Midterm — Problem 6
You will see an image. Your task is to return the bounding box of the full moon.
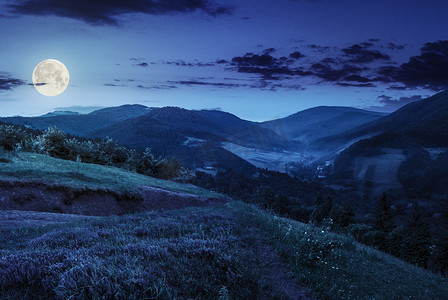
[32,59,69,96]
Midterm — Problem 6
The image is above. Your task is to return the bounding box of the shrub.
[0,125,28,151]
[37,126,70,159]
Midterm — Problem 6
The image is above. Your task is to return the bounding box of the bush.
[0,125,28,151]
[37,126,71,159]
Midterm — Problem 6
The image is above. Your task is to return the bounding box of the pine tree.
[372,192,395,233]
[310,195,333,225]
[431,197,448,275]
[401,207,431,267]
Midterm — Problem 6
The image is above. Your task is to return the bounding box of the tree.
[309,195,333,225]
[0,125,27,151]
[401,207,431,267]
[330,202,355,230]
[431,197,448,275]
[372,192,395,233]
[38,126,70,159]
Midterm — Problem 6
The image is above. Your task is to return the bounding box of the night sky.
[1,0,448,121]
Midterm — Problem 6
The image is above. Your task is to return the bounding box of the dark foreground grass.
[1,202,448,299]
[0,206,284,299]
[231,202,448,300]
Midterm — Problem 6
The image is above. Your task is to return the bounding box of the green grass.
[1,203,448,299]
[231,202,448,299]
[0,206,286,299]
[0,151,219,198]
[1,150,448,299]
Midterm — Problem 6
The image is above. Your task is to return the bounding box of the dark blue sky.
[1,0,448,120]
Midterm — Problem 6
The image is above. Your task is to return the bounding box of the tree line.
[0,124,185,180]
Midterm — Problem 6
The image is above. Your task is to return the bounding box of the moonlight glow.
[32,59,69,97]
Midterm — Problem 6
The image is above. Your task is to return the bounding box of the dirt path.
[247,226,318,300]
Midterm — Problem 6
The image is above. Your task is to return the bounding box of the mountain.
[40,111,81,117]
[144,107,300,151]
[87,108,261,172]
[261,106,386,143]
[330,90,448,194]
[0,104,150,136]
[318,90,448,151]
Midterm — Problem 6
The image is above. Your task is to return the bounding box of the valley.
[1,90,448,299]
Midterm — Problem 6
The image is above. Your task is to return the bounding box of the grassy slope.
[232,202,448,299]
[0,152,219,198]
[1,202,447,299]
[0,151,447,299]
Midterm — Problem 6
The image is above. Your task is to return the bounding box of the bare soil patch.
[0,179,229,217]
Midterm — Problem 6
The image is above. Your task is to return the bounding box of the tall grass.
[0,206,289,299]
[231,201,448,299]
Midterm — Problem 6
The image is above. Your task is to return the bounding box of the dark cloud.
[215,59,228,64]
[0,74,25,91]
[168,80,245,88]
[289,51,304,59]
[342,44,390,63]
[368,95,423,112]
[386,85,410,91]
[164,60,214,67]
[262,48,276,55]
[104,83,125,87]
[387,43,405,50]
[336,82,375,88]
[228,52,310,80]
[379,40,448,90]
[137,84,178,90]
[310,62,363,82]
[307,44,331,53]
[220,40,448,91]
[7,0,233,25]
[342,75,371,83]
[359,42,374,48]
[130,58,155,67]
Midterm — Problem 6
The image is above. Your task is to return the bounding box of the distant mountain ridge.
[261,106,386,143]
[2,91,446,177]
[317,90,448,151]
[329,90,448,191]
[40,111,81,117]
[0,104,150,136]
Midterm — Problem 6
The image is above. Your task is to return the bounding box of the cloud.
[168,80,246,88]
[289,51,304,59]
[309,62,363,82]
[163,60,215,67]
[307,44,331,53]
[262,48,276,55]
[7,0,233,25]
[104,83,125,87]
[379,40,448,91]
[336,82,375,88]
[228,52,310,80]
[0,74,25,91]
[130,58,155,67]
[342,75,371,83]
[219,40,448,91]
[387,43,405,50]
[367,95,423,112]
[341,44,390,63]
